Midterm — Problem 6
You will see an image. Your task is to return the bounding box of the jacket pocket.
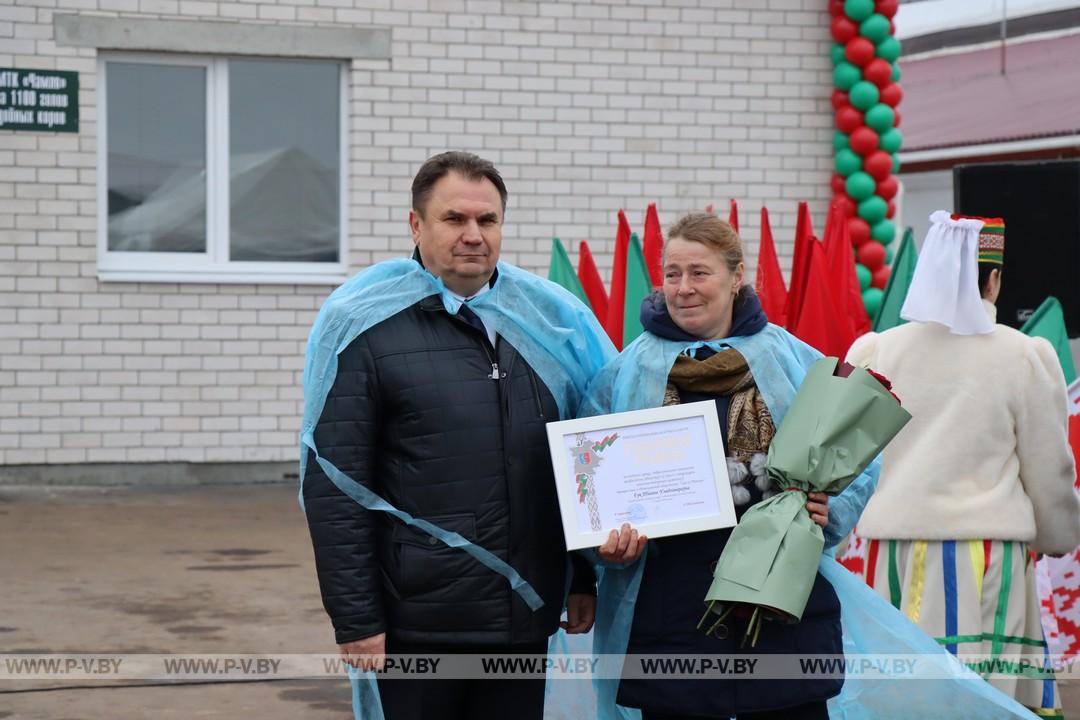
[392,513,478,596]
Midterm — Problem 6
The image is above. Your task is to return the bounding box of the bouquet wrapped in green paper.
[699,357,911,645]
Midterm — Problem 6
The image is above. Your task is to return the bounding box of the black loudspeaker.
[953,160,1080,335]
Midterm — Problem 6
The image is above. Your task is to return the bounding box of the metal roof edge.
[900,134,1080,164]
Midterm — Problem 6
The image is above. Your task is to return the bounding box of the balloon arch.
[829,0,903,321]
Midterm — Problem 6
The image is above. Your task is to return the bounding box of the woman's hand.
[806,492,829,528]
[560,593,596,634]
[597,523,648,563]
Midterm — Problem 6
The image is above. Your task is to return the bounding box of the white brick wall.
[1,0,835,467]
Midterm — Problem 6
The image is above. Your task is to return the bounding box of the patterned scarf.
[661,348,775,462]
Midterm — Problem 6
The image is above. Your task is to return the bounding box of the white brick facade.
[1,0,835,469]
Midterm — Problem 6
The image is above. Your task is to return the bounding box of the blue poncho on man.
[300,256,615,720]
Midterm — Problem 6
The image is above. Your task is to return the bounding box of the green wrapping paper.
[702,357,911,638]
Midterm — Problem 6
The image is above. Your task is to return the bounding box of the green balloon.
[833,131,850,151]
[885,244,895,264]
[846,171,876,201]
[892,154,901,173]
[858,196,888,224]
[879,127,903,153]
[877,36,902,63]
[865,103,895,132]
[860,14,891,44]
[856,263,872,291]
[844,0,875,22]
[835,148,862,176]
[891,62,902,82]
[871,219,895,244]
[834,61,861,91]
[863,287,884,318]
[849,81,880,110]
[831,43,846,66]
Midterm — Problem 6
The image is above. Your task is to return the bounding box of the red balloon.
[863,59,892,88]
[876,0,899,19]
[831,89,849,110]
[831,173,846,195]
[858,241,886,271]
[844,37,876,67]
[879,83,903,107]
[872,265,891,290]
[887,200,897,219]
[836,105,863,134]
[876,175,899,200]
[849,126,879,156]
[835,194,857,218]
[864,151,892,180]
[893,109,902,126]
[831,16,858,44]
[849,217,871,247]
[830,0,845,16]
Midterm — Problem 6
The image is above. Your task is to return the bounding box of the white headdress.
[899,210,994,335]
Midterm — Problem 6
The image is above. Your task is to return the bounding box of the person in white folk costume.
[845,211,1080,717]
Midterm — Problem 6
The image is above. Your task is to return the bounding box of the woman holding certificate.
[566,212,1040,720]
[584,212,868,720]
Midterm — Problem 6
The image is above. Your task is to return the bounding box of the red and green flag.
[577,240,609,326]
[873,227,918,332]
[642,202,664,288]
[1020,296,1077,385]
[792,240,854,358]
[605,210,634,350]
[824,201,871,340]
[547,238,591,309]
[784,201,816,331]
[1020,297,1080,493]
[754,206,787,326]
[621,232,654,348]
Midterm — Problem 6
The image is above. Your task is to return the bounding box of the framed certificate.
[545,401,736,550]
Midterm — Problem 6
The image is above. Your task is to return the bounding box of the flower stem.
[741,607,761,649]
[700,602,735,636]
[696,601,717,630]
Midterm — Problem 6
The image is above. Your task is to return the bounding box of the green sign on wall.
[0,68,79,133]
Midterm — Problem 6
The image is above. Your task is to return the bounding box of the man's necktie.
[457,302,489,337]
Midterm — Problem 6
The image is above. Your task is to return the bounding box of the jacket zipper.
[495,334,516,632]
[483,340,502,384]
[449,308,500,381]
[497,336,515,425]
[459,313,517,631]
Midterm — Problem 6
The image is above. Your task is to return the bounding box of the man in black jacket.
[303,151,601,719]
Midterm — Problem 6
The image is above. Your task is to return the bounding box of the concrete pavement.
[0,483,352,719]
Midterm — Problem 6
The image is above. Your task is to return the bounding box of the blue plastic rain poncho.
[548,321,1039,720]
[299,257,615,720]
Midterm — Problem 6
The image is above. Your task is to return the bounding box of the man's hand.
[597,523,647,564]
[339,633,386,671]
[806,492,829,528]
[560,593,596,634]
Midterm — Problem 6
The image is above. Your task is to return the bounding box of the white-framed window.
[97,53,348,284]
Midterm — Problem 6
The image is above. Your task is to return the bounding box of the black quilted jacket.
[303,291,594,646]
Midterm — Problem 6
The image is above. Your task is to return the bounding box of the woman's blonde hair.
[665,212,744,273]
